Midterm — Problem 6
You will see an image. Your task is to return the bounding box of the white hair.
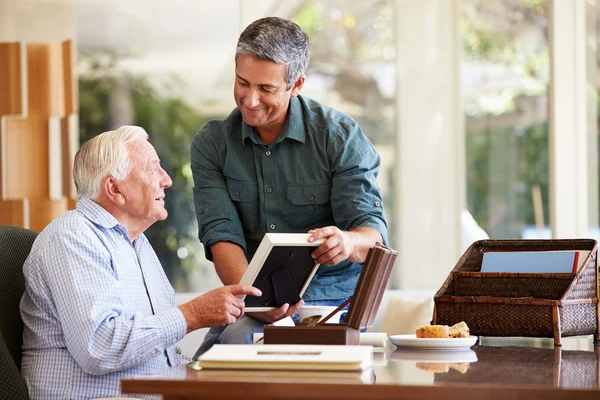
[73,125,149,200]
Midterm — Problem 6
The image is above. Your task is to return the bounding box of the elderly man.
[20,125,260,400]
[191,17,388,355]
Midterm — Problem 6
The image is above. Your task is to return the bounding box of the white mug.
[298,305,343,324]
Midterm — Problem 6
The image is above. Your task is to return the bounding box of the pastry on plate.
[415,324,450,338]
[448,321,470,338]
[415,321,470,338]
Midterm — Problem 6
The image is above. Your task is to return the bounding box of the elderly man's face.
[234,54,297,138]
[118,139,172,227]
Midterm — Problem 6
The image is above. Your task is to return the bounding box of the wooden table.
[122,337,600,400]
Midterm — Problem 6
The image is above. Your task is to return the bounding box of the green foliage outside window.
[78,53,215,290]
[462,0,550,238]
[76,0,557,293]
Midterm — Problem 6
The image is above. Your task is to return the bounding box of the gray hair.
[73,125,149,200]
[236,17,310,90]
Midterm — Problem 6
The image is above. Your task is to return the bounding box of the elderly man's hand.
[178,284,261,333]
[247,299,304,324]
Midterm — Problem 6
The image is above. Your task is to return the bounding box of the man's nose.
[160,167,172,188]
[246,89,260,108]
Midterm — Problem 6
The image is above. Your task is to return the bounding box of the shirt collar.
[76,197,120,230]
[77,198,148,245]
[240,120,254,145]
[240,96,306,146]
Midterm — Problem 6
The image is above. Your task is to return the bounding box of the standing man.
[191,17,387,353]
[20,126,261,400]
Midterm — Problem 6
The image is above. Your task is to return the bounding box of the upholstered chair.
[0,225,38,400]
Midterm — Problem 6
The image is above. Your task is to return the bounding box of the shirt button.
[172,338,177,344]
[308,195,314,201]
[375,201,381,207]
[270,224,275,230]
[265,150,271,156]
[235,192,240,198]
[266,187,273,193]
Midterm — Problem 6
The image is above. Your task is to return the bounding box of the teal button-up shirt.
[191,95,387,301]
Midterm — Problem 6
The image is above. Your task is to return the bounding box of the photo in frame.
[239,233,324,312]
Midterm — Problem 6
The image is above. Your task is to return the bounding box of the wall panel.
[0,39,78,230]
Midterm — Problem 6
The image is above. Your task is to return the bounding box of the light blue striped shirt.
[20,198,188,400]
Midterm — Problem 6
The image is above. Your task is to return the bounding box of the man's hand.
[247,299,304,324]
[178,284,262,333]
[308,226,382,265]
[308,226,358,265]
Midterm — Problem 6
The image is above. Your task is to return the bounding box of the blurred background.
[1,0,597,293]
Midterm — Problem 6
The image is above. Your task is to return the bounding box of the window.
[76,1,398,291]
[461,0,550,239]
[77,2,241,291]
[292,0,398,255]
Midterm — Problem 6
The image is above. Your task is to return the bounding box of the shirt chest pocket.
[287,183,334,230]
[227,179,260,233]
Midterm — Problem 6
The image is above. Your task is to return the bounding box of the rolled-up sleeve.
[190,127,246,260]
[327,120,388,244]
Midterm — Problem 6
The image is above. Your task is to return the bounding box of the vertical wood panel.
[67,198,78,211]
[27,43,65,118]
[1,39,77,231]
[0,198,29,228]
[29,197,67,232]
[0,42,23,116]
[62,40,77,115]
[4,117,49,199]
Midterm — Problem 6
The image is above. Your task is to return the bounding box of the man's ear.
[290,74,305,98]
[102,176,125,206]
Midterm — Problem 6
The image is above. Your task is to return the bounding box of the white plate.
[389,334,478,350]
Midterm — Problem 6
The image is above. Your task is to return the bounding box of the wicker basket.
[433,239,600,345]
